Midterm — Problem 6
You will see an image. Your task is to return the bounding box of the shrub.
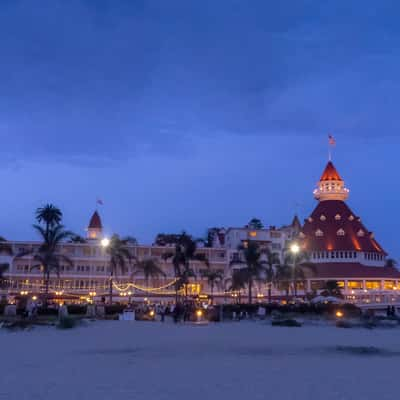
[105,304,126,315]
[36,307,58,316]
[272,319,302,327]
[67,305,87,315]
[57,317,77,329]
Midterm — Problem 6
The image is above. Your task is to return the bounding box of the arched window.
[337,229,345,236]
[320,215,326,221]
[335,214,341,221]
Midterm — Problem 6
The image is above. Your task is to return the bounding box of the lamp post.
[290,243,300,298]
[101,238,112,304]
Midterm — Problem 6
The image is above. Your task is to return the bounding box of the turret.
[86,211,103,240]
[313,161,349,201]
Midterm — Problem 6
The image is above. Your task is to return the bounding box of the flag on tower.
[328,134,336,146]
[96,198,104,206]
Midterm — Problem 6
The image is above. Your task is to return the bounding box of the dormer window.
[357,229,365,237]
[337,229,345,236]
[315,229,324,237]
[308,217,313,223]
[299,232,305,238]
[335,214,341,221]
[370,232,375,239]
[320,215,326,221]
[349,215,354,221]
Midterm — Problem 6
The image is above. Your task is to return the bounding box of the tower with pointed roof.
[313,161,349,201]
[87,210,103,240]
[300,160,387,268]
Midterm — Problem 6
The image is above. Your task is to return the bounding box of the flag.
[328,134,336,146]
[96,198,104,206]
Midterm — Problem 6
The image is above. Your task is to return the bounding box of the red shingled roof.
[320,161,342,181]
[301,200,386,254]
[302,262,400,279]
[88,211,102,229]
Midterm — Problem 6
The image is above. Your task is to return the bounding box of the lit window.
[249,231,257,237]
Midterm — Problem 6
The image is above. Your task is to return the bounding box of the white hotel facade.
[1,160,400,305]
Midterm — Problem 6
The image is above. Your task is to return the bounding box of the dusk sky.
[0,1,399,258]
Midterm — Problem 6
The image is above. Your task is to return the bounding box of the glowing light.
[101,238,110,248]
[290,243,300,254]
[249,231,257,237]
[149,310,155,317]
[32,296,37,301]
[336,311,343,318]
[196,309,203,318]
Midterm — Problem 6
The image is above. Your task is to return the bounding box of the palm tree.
[124,236,138,245]
[263,249,280,304]
[162,232,209,301]
[226,269,248,304]
[134,258,166,287]
[26,224,74,303]
[274,263,292,297]
[104,234,132,304]
[35,204,62,236]
[281,250,314,297]
[68,234,87,244]
[200,268,223,303]
[230,241,267,304]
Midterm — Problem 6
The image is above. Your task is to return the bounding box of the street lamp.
[101,237,110,248]
[290,243,300,254]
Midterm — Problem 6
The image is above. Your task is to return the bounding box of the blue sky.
[0,1,399,258]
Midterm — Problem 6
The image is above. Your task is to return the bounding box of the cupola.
[313,161,349,201]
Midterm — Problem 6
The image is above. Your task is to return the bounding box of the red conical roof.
[320,161,342,181]
[301,200,386,254]
[88,211,102,229]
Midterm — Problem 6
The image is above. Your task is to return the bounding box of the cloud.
[0,0,399,164]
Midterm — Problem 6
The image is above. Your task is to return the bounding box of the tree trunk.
[44,271,49,307]
[248,278,252,304]
[268,285,272,304]
[109,272,113,304]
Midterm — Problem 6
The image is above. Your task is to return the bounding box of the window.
[335,214,341,220]
[320,215,326,221]
[315,229,324,237]
[357,229,365,237]
[337,229,345,236]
